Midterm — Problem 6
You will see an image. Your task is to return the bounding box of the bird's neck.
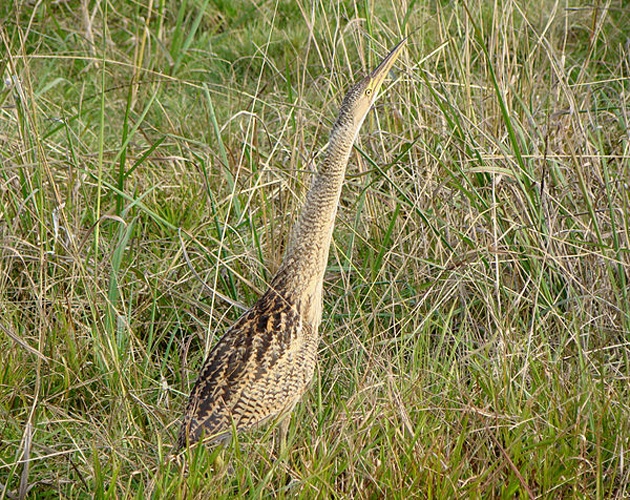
[271,115,361,321]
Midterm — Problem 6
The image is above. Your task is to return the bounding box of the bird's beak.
[369,38,407,94]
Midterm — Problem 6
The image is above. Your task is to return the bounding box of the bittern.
[178,39,406,449]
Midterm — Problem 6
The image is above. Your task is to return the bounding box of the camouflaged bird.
[177,39,406,449]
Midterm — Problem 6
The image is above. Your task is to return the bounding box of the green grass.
[1,0,629,497]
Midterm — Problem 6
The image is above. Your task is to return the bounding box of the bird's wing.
[178,289,302,445]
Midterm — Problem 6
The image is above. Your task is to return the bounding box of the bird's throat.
[272,123,356,304]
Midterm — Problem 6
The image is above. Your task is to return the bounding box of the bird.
[177,39,406,450]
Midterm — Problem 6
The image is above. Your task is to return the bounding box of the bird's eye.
[365,88,372,97]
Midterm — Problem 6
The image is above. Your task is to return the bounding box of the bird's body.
[178,39,406,449]
[178,287,316,445]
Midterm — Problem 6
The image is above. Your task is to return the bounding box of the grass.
[1,0,629,497]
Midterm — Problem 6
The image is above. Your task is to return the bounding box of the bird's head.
[337,39,406,132]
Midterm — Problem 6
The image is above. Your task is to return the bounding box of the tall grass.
[1,0,628,497]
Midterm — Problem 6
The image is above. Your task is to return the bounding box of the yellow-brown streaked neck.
[271,126,354,304]
[271,39,406,310]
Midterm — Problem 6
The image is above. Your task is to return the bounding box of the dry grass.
[1,0,629,497]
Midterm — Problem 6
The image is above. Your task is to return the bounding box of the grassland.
[1,0,629,498]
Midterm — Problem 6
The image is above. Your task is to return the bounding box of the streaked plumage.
[178,39,406,449]
[178,287,316,445]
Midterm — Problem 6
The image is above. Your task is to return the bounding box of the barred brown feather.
[177,288,317,447]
